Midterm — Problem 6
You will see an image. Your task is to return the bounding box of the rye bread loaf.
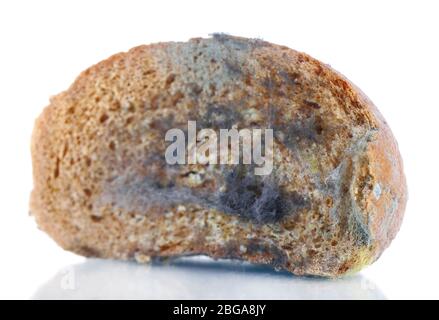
[30,35,407,277]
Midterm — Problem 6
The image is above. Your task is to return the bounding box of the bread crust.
[30,35,407,277]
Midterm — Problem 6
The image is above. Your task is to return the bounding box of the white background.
[0,0,438,299]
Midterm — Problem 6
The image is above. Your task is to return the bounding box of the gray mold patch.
[210,33,268,50]
[276,115,323,147]
[97,175,200,214]
[270,104,324,151]
[209,34,263,80]
[98,162,308,224]
[218,165,309,224]
[160,34,262,98]
[198,103,243,130]
[349,208,372,246]
[324,161,347,223]
[322,129,377,246]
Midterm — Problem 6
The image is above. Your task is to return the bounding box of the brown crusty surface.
[30,35,407,277]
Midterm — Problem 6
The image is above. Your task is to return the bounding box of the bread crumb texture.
[30,35,407,277]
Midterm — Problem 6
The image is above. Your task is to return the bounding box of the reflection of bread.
[30,35,407,277]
